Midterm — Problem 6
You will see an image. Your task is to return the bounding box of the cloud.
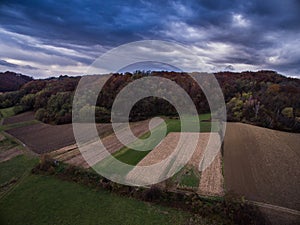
[224,65,235,71]
[232,14,250,28]
[0,59,38,70]
[0,59,17,67]
[0,27,108,77]
[0,0,299,77]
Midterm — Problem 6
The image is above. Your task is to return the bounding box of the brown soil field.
[131,133,212,167]
[3,111,35,125]
[198,152,224,196]
[7,123,114,154]
[49,119,158,168]
[224,122,300,212]
[126,132,224,195]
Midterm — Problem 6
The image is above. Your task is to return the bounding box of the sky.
[0,0,299,78]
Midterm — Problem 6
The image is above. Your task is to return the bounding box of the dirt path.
[0,147,23,162]
[224,122,300,211]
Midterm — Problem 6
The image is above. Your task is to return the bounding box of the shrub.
[281,107,293,118]
[143,185,163,201]
[35,108,48,122]
[13,105,25,114]
[32,154,55,173]
[20,93,35,110]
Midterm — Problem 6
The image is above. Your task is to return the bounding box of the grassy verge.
[0,135,18,152]
[0,106,39,131]
[0,120,40,132]
[0,107,16,119]
[0,174,190,225]
[0,125,38,198]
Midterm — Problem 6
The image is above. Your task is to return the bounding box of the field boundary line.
[248,200,300,216]
[2,131,38,156]
[0,165,33,201]
[0,130,38,200]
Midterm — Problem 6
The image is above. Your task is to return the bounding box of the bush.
[223,193,270,225]
[13,105,25,114]
[281,107,293,118]
[35,108,48,122]
[20,93,35,110]
[32,154,55,174]
[143,186,163,201]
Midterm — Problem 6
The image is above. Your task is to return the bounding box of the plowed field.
[224,122,300,211]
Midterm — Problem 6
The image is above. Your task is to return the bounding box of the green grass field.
[0,115,192,225]
[0,175,190,225]
[0,155,38,186]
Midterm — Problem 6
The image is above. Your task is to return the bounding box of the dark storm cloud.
[0,0,167,46]
[0,0,299,77]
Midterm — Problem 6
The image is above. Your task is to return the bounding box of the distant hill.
[0,71,33,92]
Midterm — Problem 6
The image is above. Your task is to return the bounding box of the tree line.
[0,70,299,132]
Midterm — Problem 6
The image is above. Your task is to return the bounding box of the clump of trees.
[223,71,300,131]
[0,76,79,124]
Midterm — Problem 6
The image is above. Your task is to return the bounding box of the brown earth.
[224,122,300,211]
[6,122,114,154]
[198,152,224,196]
[3,111,35,125]
[132,133,212,167]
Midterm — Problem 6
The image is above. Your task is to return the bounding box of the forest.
[0,70,299,132]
